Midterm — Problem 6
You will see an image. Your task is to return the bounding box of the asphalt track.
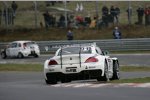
[0,72,150,100]
[0,54,150,66]
[0,54,150,100]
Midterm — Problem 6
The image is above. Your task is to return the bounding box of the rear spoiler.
[59,43,96,69]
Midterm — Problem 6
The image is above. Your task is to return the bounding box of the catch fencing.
[0,38,150,53]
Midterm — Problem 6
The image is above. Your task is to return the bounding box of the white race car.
[44,43,120,84]
[1,41,40,59]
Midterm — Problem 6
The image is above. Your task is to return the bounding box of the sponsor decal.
[89,66,96,69]
[49,69,54,71]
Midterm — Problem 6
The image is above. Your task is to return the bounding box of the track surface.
[0,54,150,66]
[0,72,150,100]
[0,54,150,100]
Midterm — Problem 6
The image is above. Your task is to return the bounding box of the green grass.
[0,64,43,72]
[0,64,150,72]
[120,66,150,72]
[111,77,150,83]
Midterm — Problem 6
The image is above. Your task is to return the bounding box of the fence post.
[95,1,99,18]
[64,1,68,28]
[128,1,132,25]
[34,1,38,29]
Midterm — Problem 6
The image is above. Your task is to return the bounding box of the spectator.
[102,14,109,27]
[51,14,56,27]
[11,1,18,17]
[58,14,65,28]
[89,16,97,28]
[114,6,120,24]
[68,14,75,28]
[102,5,109,16]
[75,15,84,27]
[84,14,91,27]
[144,6,150,26]
[110,5,115,23]
[126,7,132,24]
[0,9,1,25]
[43,11,50,29]
[136,6,144,25]
[102,6,109,27]
[67,29,73,40]
[113,27,122,39]
[48,14,53,27]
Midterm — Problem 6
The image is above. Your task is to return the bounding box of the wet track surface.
[0,54,150,66]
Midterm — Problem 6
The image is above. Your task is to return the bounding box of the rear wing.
[59,42,97,69]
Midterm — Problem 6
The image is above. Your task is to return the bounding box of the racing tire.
[99,61,110,82]
[1,52,7,59]
[18,53,24,58]
[111,61,120,80]
[34,54,39,58]
[45,79,57,85]
[61,77,71,83]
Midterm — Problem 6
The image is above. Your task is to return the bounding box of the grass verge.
[111,77,150,83]
[121,66,150,72]
[0,64,43,72]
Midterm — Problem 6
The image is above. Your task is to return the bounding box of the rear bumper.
[46,69,102,81]
[22,50,40,57]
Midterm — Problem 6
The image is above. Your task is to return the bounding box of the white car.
[44,43,120,84]
[1,41,40,58]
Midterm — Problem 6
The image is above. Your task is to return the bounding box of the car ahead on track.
[1,41,40,59]
[44,43,120,84]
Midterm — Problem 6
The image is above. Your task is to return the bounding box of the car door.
[5,44,11,57]
[9,43,18,57]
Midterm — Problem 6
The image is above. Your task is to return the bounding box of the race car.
[44,43,120,84]
[1,41,40,59]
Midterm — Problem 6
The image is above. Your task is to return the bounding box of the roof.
[11,40,34,44]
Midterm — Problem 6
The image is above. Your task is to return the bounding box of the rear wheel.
[111,61,120,80]
[97,61,109,82]
[18,53,24,58]
[45,79,57,85]
[61,76,71,83]
[1,52,7,59]
[34,54,39,58]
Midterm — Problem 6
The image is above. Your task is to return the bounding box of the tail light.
[85,57,98,63]
[48,60,58,65]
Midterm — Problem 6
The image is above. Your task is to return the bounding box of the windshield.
[58,46,92,55]
[23,42,36,46]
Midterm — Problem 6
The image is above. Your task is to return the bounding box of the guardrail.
[0,38,150,53]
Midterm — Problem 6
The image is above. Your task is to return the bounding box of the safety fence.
[0,38,150,53]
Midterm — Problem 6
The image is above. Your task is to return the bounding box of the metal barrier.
[0,38,150,53]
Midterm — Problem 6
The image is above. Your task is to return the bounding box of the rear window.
[58,47,92,55]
